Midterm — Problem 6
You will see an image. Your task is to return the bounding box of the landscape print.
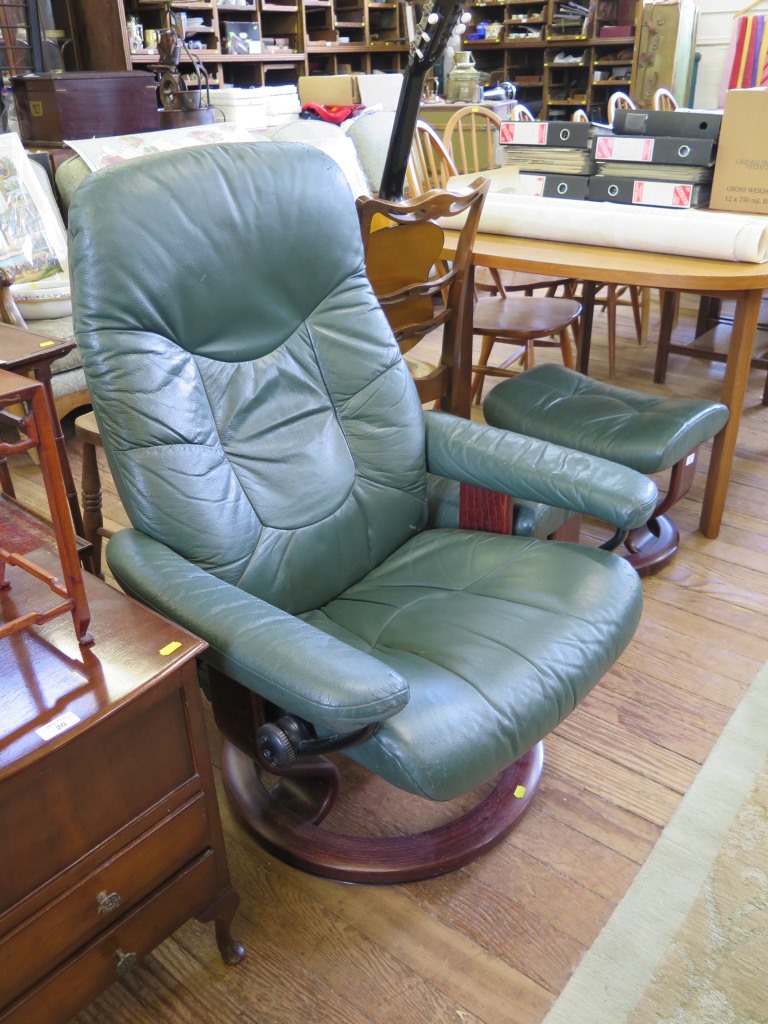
[0,133,65,285]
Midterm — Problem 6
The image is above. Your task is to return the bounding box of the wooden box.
[11,71,160,146]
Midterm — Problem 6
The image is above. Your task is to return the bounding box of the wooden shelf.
[462,0,641,119]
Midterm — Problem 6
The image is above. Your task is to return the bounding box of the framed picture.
[0,131,67,286]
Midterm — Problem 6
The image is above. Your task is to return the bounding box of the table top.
[0,319,73,371]
[443,230,768,293]
[1,547,206,773]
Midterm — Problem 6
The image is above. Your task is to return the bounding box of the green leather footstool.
[483,365,730,574]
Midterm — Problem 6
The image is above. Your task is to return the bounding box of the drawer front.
[0,688,196,914]
[2,851,220,1024]
[0,795,210,1008]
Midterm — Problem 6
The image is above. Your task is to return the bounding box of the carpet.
[542,660,768,1024]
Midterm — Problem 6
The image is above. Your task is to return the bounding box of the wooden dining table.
[442,229,768,539]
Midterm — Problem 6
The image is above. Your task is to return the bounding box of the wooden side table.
[0,320,89,563]
[1,371,92,646]
[0,546,244,1023]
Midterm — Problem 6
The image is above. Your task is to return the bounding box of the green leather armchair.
[68,142,657,883]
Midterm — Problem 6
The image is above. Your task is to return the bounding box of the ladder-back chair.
[439,104,580,398]
[357,180,489,411]
[607,91,636,124]
[653,87,678,111]
[405,120,456,197]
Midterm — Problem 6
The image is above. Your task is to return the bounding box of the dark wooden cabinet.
[0,548,243,1024]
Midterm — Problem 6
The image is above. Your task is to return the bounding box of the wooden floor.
[7,293,768,1024]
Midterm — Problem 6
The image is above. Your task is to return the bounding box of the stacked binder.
[498,119,598,200]
[587,109,723,209]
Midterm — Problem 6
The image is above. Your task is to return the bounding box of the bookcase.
[304,0,408,77]
[122,1,308,89]
[69,0,409,90]
[69,0,638,113]
[462,0,641,121]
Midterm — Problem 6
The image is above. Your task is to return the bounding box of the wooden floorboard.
[5,292,768,1023]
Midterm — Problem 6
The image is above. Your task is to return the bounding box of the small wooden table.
[0,546,244,1022]
[442,230,768,538]
[0,320,86,547]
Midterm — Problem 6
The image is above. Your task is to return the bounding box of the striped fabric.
[722,14,768,96]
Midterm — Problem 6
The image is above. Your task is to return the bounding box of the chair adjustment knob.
[256,722,297,771]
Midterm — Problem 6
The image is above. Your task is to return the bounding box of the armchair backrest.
[68,143,429,614]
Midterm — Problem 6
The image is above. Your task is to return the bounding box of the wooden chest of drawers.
[0,550,243,1023]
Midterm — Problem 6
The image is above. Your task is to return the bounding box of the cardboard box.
[298,73,402,111]
[299,75,360,106]
[710,88,768,215]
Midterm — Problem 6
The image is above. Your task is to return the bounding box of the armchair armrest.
[107,529,409,733]
[424,411,658,532]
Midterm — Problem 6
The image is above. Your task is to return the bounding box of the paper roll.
[443,174,768,263]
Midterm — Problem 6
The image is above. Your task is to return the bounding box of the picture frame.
[0,131,68,286]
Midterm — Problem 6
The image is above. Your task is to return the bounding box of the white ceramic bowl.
[10,279,72,321]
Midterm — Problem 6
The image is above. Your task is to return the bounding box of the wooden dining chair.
[607,91,636,124]
[357,179,490,411]
[653,87,678,111]
[439,104,581,399]
[443,104,504,176]
[583,90,646,373]
[405,120,456,197]
[511,103,536,121]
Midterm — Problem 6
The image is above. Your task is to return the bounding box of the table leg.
[0,452,15,498]
[33,365,94,573]
[700,288,762,538]
[653,289,680,384]
[577,281,597,374]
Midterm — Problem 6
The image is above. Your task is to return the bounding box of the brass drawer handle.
[114,949,138,977]
[96,890,122,916]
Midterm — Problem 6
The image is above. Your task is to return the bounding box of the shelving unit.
[74,0,409,89]
[304,0,407,77]
[463,0,641,121]
[112,0,305,88]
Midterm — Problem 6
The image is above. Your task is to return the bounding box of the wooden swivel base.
[623,513,679,577]
[221,739,544,884]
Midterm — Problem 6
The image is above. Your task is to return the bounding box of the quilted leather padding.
[304,528,642,800]
[68,143,428,613]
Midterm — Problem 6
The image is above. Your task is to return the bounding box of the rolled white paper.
[443,173,768,263]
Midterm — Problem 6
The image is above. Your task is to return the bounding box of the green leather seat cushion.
[304,528,641,801]
[484,364,729,474]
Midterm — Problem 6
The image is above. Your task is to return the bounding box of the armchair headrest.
[69,142,366,362]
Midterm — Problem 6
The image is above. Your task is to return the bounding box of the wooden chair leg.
[471,334,496,404]
[629,286,643,342]
[80,438,105,580]
[558,328,574,369]
[607,286,617,378]
[639,287,652,346]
